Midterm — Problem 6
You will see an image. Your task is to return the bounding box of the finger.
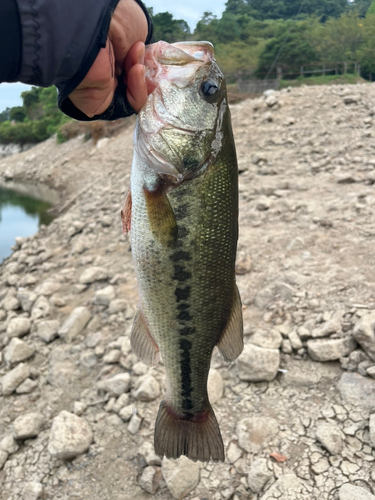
[124,41,145,82]
[126,64,147,113]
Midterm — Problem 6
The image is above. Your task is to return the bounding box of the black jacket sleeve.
[0,0,153,121]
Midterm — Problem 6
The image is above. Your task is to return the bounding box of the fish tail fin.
[154,400,224,462]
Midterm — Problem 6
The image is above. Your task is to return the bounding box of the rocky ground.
[1,82,375,500]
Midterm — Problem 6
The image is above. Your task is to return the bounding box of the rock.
[73,401,87,416]
[288,330,303,350]
[369,414,375,446]
[248,329,282,349]
[237,344,280,382]
[226,441,242,463]
[316,421,344,455]
[0,434,19,454]
[119,404,136,422]
[58,306,91,342]
[343,94,361,104]
[253,287,274,309]
[13,412,43,440]
[162,456,200,500]
[16,378,38,394]
[0,450,8,470]
[48,411,93,460]
[236,416,278,453]
[1,363,30,396]
[108,299,128,314]
[113,393,130,413]
[139,466,161,494]
[1,296,20,311]
[128,414,142,434]
[17,291,37,312]
[339,483,375,500]
[256,197,271,211]
[133,375,160,402]
[80,349,98,368]
[93,285,116,306]
[338,372,375,409]
[261,473,309,499]
[307,337,357,362]
[4,338,35,365]
[265,94,278,107]
[79,266,108,284]
[311,317,342,338]
[139,441,161,466]
[247,458,272,493]
[97,373,131,396]
[48,360,77,387]
[35,280,61,296]
[22,482,43,500]
[35,319,59,343]
[207,368,224,404]
[31,296,51,319]
[6,317,31,338]
[353,312,375,361]
[102,349,121,364]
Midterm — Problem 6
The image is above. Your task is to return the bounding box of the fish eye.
[199,80,219,102]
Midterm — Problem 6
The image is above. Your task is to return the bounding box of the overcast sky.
[0,1,227,113]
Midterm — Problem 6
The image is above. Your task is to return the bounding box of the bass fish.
[122,41,243,462]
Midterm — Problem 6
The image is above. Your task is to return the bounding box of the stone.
[16,378,38,394]
[97,373,131,396]
[1,296,20,311]
[236,416,278,453]
[307,337,357,362]
[237,344,280,382]
[226,441,242,463]
[17,291,37,312]
[369,414,375,446]
[1,363,30,396]
[48,411,93,460]
[128,414,142,434]
[13,412,43,440]
[35,280,61,296]
[247,458,272,493]
[102,349,121,364]
[133,375,161,402]
[4,338,35,365]
[316,421,344,455]
[58,306,91,342]
[139,442,161,466]
[248,329,282,349]
[0,450,8,470]
[338,372,375,409]
[253,287,274,309]
[162,456,200,500]
[0,434,19,454]
[113,393,130,413]
[6,317,31,338]
[353,312,375,361]
[339,483,375,500]
[73,401,87,416]
[311,457,330,474]
[311,317,342,338]
[261,473,309,499]
[265,94,278,107]
[288,330,303,350]
[22,482,43,500]
[207,369,224,404]
[119,404,136,422]
[93,285,116,306]
[80,350,98,368]
[31,296,51,319]
[35,320,59,343]
[108,299,128,314]
[139,466,160,494]
[79,266,108,284]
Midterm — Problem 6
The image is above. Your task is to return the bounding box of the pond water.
[0,187,54,263]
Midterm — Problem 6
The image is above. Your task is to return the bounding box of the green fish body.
[122,41,243,462]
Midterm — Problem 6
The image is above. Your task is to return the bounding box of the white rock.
[139,441,161,466]
[4,338,35,365]
[133,375,160,402]
[79,266,108,284]
[93,285,116,306]
[108,299,128,314]
[162,456,200,500]
[139,466,160,494]
[247,458,272,493]
[48,411,93,460]
[237,343,280,382]
[236,416,278,453]
[35,280,61,296]
[316,421,344,455]
[35,319,59,343]
[311,317,342,338]
[288,330,303,350]
[226,441,242,463]
[354,312,375,361]
[6,317,31,338]
[13,412,43,439]
[307,337,357,362]
[128,414,142,434]
[97,373,131,396]
[119,404,136,422]
[113,393,130,413]
[17,291,37,312]
[261,473,309,499]
[1,296,20,311]
[338,372,375,409]
[339,483,375,500]
[369,414,375,446]
[0,434,19,454]
[1,363,30,396]
[208,369,224,404]
[0,450,8,470]
[31,296,51,319]
[58,306,91,342]
[73,401,87,416]
[248,329,282,349]
[15,378,38,394]
[22,481,43,500]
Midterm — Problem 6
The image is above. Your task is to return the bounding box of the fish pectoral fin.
[121,188,132,235]
[144,181,177,247]
[217,284,244,362]
[131,306,160,366]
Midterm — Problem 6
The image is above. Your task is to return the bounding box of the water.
[0,187,54,263]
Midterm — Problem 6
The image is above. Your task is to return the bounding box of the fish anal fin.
[131,306,160,367]
[144,182,177,247]
[121,189,132,235]
[154,400,224,462]
[217,285,244,362]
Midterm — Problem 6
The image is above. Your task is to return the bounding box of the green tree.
[320,11,363,62]
[0,107,10,123]
[151,11,190,42]
[9,106,26,122]
[351,0,373,16]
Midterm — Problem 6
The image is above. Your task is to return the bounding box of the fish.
[121,40,243,462]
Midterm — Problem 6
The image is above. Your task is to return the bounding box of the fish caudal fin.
[217,285,244,362]
[154,400,224,462]
[131,306,160,366]
[121,189,132,235]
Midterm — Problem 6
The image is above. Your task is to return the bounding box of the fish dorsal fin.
[144,182,177,247]
[121,189,132,235]
[131,306,160,366]
[217,285,244,362]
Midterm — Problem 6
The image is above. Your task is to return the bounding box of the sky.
[0,1,226,113]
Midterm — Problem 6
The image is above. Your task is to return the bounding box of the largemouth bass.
[122,41,243,462]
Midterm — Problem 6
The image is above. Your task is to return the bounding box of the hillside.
[1,82,375,499]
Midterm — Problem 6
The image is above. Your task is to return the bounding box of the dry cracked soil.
[1,83,375,500]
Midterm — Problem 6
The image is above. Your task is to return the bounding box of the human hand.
[68,0,148,117]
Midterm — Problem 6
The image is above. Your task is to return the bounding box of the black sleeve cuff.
[0,0,22,82]
[57,0,154,122]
